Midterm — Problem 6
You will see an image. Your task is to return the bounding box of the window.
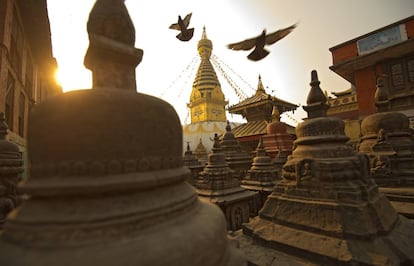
[5,73,15,130]
[10,7,24,76]
[18,92,25,137]
[387,55,414,92]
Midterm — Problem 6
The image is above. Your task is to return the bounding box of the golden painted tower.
[188,27,227,123]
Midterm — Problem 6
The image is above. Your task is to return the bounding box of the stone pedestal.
[240,70,414,265]
[0,1,246,265]
[241,137,278,216]
[195,134,257,231]
[220,121,252,179]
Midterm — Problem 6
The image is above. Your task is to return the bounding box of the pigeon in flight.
[227,24,297,61]
[169,13,194,42]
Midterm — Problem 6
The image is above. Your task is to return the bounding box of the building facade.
[329,16,414,126]
[0,0,61,170]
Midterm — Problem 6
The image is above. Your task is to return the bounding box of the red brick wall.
[405,19,414,38]
[331,42,358,65]
[354,67,377,117]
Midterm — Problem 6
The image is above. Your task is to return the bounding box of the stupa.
[359,77,414,219]
[0,113,23,228]
[262,105,294,172]
[241,136,279,216]
[220,121,252,179]
[194,134,257,231]
[193,138,208,165]
[183,142,204,184]
[0,1,246,265]
[183,27,235,153]
[239,70,414,265]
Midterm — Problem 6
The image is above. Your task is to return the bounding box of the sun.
[55,65,92,92]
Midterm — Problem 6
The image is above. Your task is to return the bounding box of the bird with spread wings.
[169,13,194,42]
[227,23,297,61]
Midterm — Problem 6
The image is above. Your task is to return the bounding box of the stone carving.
[183,142,204,183]
[194,134,257,231]
[359,77,414,219]
[241,137,278,216]
[0,1,246,265]
[239,70,414,265]
[220,121,252,179]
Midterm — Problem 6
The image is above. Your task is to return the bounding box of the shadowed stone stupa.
[359,77,414,219]
[0,1,246,265]
[0,113,23,228]
[194,134,257,231]
[240,70,414,265]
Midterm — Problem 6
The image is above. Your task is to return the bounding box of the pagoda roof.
[228,76,298,114]
[232,120,295,138]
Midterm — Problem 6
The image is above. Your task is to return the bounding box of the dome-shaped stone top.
[266,108,287,135]
[361,112,409,136]
[28,90,183,181]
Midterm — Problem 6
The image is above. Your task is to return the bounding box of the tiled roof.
[233,121,268,138]
[233,120,296,138]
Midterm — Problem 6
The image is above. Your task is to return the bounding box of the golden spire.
[188,27,227,123]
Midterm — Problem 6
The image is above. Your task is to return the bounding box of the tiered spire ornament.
[303,70,329,119]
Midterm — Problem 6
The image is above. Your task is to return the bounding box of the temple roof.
[228,75,298,114]
[232,120,295,138]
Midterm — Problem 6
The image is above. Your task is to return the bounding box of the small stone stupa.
[193,138,208,165]
[0,113,23,228]
[220,121,252,179]
[262,106,294,172]
[183,142,204,184]
[240,70,414,265]
[359,77,414,219]
[0,1,246,265]
[194,134,257,231]
[241,136,279,216]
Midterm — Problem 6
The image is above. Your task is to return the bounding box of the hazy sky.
[47,0,414,125]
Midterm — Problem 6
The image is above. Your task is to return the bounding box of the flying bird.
[169,13,194,42]
[227,24,297,61]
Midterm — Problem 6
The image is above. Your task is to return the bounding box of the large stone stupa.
[239,70,414,265]
[0,1,246,265]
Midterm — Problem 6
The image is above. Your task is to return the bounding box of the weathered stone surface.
[193,138,208,165]
[241,70,414,265]
[0,1,246,265]
[359,77,414,219]
[183,142,204,183]
[0,113,23,228]
[220,121,252,179]
[195,134,257,231]
[262,106,294,173]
